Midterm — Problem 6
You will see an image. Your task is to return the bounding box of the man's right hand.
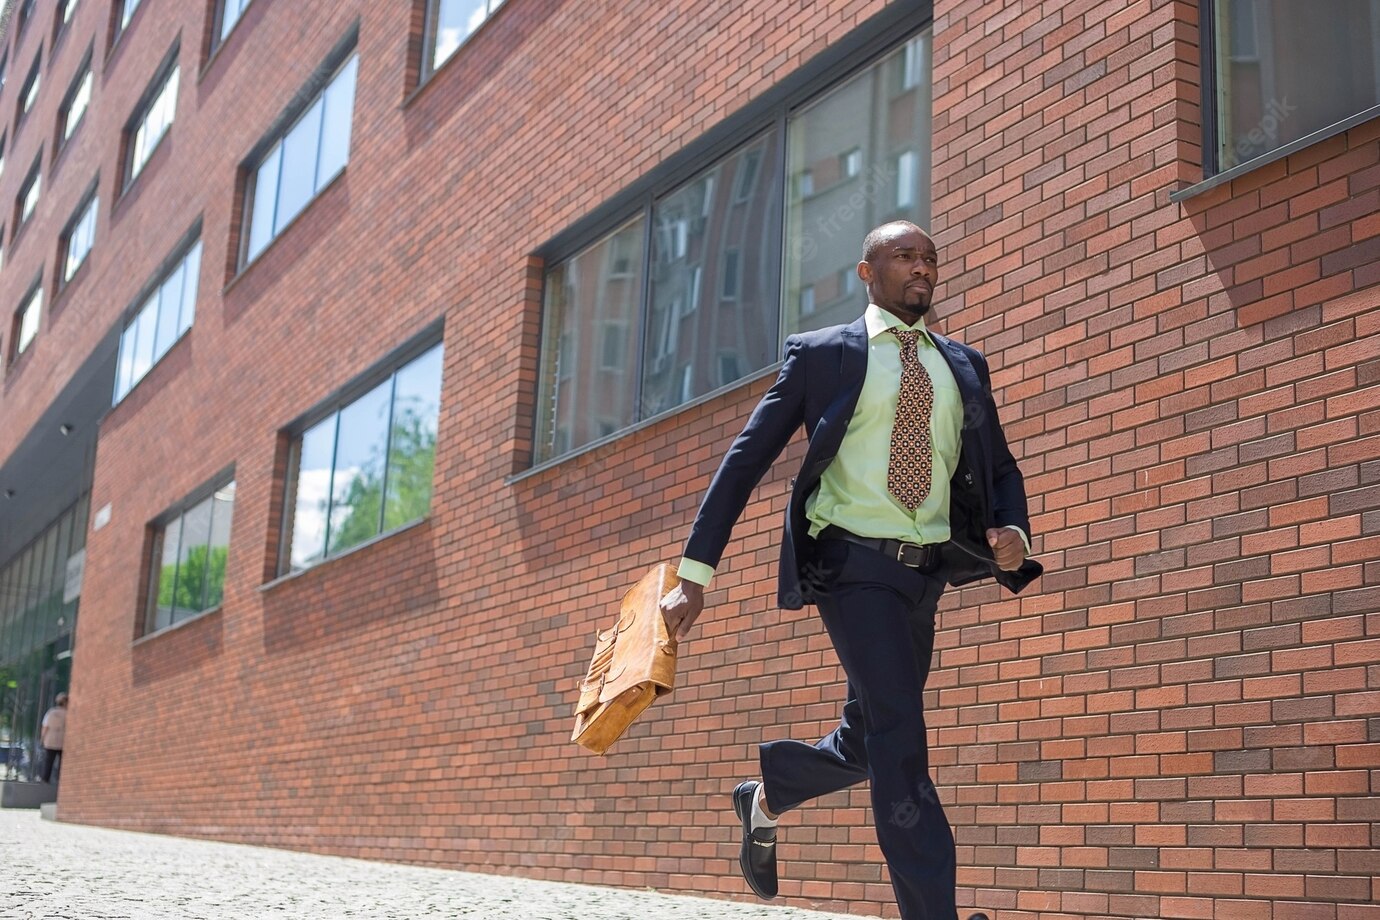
[659,581,706,639]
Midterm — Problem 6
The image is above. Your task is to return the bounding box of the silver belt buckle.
[896,542,926,567]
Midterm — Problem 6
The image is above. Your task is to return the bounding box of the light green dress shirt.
[677,304,1026,589]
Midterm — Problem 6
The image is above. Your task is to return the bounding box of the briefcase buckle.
[896,542,927,567]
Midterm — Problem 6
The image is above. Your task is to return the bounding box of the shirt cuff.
[676,558,715,588]
[1003,525,1031,555]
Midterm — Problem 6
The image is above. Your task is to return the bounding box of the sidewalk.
[0,810,863,920]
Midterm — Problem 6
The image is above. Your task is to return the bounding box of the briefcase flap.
[571,563,680,752]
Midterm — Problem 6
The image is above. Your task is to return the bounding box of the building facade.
[0,0,1377,918]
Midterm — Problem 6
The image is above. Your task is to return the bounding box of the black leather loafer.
[968,913,991,920]
[732,780,777,899]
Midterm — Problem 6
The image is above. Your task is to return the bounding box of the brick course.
[0,0,1376,918]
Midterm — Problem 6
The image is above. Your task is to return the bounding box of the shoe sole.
[733,780,776,900]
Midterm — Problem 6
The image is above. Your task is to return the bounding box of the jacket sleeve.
[972,347,1033,538]
[682,335,807,570]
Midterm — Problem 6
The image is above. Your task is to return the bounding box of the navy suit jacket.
[683,314,1043,609]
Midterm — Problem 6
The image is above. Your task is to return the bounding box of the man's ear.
[856,261,871,285]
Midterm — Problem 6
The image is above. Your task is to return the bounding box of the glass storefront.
[0,495,87,783]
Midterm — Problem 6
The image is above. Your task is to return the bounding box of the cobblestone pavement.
[0,810,864,920]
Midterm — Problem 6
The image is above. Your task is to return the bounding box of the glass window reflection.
[783,31,931,334]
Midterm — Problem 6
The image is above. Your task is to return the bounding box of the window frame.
[275,328,444,579]
[120,42,180,192]
[52,0,81,49]
[236,25,359,271]
[525,2,933,472]
[14,0,37,46]
[140,469,236,639]
[210,0,255,52]
[15,52,41,134]
[10,275,44,366]
[1180,0,1380,199]
[419,0,508,85]
[111,0,146,48]
[13,150,42,240]
[55,45,94,159]
[112,222,203,404]
[58,179,99,290]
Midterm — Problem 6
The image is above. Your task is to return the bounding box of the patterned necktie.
[887,328,934,512]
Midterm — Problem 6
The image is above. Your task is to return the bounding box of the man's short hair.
[862,220,926,263]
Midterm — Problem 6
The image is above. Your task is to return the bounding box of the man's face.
[859,228,939,320]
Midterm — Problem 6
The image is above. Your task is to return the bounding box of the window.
[840,147,862,179]
[15,0,36,41]
[114,237,202,402]
[717,351,741,387]
[243,50,358,264]
[125,51,179,187]
[720,248,740,300]
[897,34,925,91]
[61,190,98,284]
[116,0,143,36]
[12,281,42,361]
[54,0,80,42]
[784,31,931,333]
[534,25,932,463]
[16,54,41,128]
[895,150,917,209]
[58,51,93,148]
[1208,0,1380,174]
[599,322,626,371]
[424,0,506,78]
[281,342,444,572]
[15,154,41,233]
[145,479,235,635]
[734,149,761,202]
[213,0,254,48]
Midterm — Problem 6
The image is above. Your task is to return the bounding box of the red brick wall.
[2,0,1374,918]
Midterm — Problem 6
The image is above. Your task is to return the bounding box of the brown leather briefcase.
[572,563,680,755]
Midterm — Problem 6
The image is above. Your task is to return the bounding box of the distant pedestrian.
[39,692,68,785]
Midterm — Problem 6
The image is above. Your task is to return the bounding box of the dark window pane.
[643,132,780,415]
[326,380,391,555]
[1215,0,1379,170]
[384,345,443,532]
[784,30,932,334]
[172,498,213,620]
[535,215,645,462]
[289,415,336,570]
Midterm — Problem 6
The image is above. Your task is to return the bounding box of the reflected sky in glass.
[290,415,336,570]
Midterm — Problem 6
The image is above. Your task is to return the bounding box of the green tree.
[155,544,230,614]
[327,403,437,553]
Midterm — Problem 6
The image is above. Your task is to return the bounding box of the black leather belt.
[819,525,943,571]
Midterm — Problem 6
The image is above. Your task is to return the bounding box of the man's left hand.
[986,528,1026,571]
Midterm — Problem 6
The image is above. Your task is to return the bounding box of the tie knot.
[889,327,923,360]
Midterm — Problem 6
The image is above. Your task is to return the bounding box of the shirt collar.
[864,303,935,347]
